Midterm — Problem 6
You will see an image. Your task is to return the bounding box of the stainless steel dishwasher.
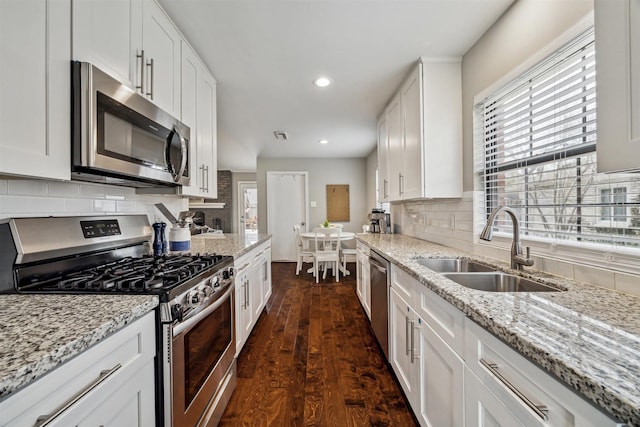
[369,250,390,359]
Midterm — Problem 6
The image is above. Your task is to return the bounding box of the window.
[478,28,640,252]
[599,187,628,223]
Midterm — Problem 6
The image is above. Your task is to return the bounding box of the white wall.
[0,178,188,225]
[256,157,367,235]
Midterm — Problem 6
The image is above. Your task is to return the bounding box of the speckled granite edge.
[0,295,158,400]
[357,233,640,426]
[191,233,271,258]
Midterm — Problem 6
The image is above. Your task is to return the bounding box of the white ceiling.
[158,0,514,172]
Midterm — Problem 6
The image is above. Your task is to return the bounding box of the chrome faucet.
[480,206,534,270]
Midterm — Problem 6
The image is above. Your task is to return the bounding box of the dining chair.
[340,240,358,275]
[313,227,341,283]
[293,224,315,276]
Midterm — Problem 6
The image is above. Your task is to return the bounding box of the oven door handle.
[173,283,234,336]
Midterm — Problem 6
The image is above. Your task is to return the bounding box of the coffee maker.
[368,209,391,233]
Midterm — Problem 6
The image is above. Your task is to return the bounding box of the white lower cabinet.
[465,366,528,427]
[356,242,371,319]
[235,239,272,356]
[0,311,156,427]
[464,318,624,427]
[389,284,464,427]
[234,253,254,356]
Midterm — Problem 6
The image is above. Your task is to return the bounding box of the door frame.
[237,181,257,238]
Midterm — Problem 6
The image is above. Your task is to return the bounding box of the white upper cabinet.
[595,0,640,172]
[142,0,181,116]
[72,0,142,88]
[377,114,390,202]
[73,0,181,117]
[196,68,218,198]
[377,59,462,201]
[0,0,71,181]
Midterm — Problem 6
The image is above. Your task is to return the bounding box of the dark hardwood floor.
[219,262,417,427]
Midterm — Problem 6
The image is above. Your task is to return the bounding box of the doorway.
[238,181,258,239]
[266,171,309,261]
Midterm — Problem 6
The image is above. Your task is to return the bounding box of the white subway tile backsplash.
[64,198,94,214]
[614,272,640,297]
[29,196,66,213]
[534,256,574,279]
[48,182,80,198]
[79,184,106,199]
[116,200,137,212]
[0,195,30,214]
[93,199,117,213]
[0,180,7,195]
[8,180,47,196]
[573,264,616,290]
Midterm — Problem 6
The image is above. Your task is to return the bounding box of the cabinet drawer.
[0,311,156,426]
[356,241,370,256]
[414,285,464,356]
[464,319,623,427]
[390,264,417,307]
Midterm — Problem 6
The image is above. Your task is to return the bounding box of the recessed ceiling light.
[319,139,329,144]
[313,77,331,87]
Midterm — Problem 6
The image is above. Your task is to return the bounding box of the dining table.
[300,231,356,276]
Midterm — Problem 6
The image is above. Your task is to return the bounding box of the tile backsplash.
[0,178,188,224]
[397,191,640,297]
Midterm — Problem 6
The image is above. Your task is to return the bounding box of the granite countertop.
[357,233,640,426]
[0,294,158,400]
[191,233,271,258]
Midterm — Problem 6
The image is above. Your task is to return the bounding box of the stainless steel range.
[0,215,236,427]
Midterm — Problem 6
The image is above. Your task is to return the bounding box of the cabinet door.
[72,362,155,427]
[179,41,204,197]
[377,115,390,202]
[401,65,423,200]
[142,0,181,116]
[197,68,218,198]
[72,0,142,88]
[262,247,272,302]
[386,95,403,201]
[0,0,70,180]
[361,258,371,319]
[389,287,417,401]
[235,270,253,355]
[595,0,640,172]
[465,368,528,427]
[415,321,464,427]
[251,262,264,322]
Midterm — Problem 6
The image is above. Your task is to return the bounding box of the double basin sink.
[416,258,562,292]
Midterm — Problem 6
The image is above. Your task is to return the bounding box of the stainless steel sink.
[416,258,496,273]
[442,272,563,292]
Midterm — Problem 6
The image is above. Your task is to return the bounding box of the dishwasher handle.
[369,255,388,273]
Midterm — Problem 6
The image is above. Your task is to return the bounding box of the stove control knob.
[199,284,212,297]
[188,289,203,306]
[228,267,234,277]
[222,270,230,280]
[171,304,184,323]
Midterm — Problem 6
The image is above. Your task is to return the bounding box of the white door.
[267,171,309,261]
[238,181,258,238]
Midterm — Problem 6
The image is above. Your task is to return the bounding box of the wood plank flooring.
[219,262,417,427]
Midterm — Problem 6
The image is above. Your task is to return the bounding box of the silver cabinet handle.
[480,358,549,421]
[146,58,154,99]
[199,165,205,192]
[410,321,419,363]
[383,179,388,199]
[136,50,145,94]
[405,315,411,356]
[35,364,122,426]
[399,173,404,196]
[245,279,249,309]
[204,165,209,193]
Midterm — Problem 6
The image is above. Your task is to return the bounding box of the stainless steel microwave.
[71,61,190,187]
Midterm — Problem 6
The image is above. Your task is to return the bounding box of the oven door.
[171,284,235,427]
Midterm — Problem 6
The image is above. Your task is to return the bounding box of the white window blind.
[480,28,640,251]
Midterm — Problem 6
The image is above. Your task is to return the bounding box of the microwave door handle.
[165,129,187,182]
[175,132,187,182]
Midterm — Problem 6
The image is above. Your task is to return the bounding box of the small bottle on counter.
[152,222,166,256]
